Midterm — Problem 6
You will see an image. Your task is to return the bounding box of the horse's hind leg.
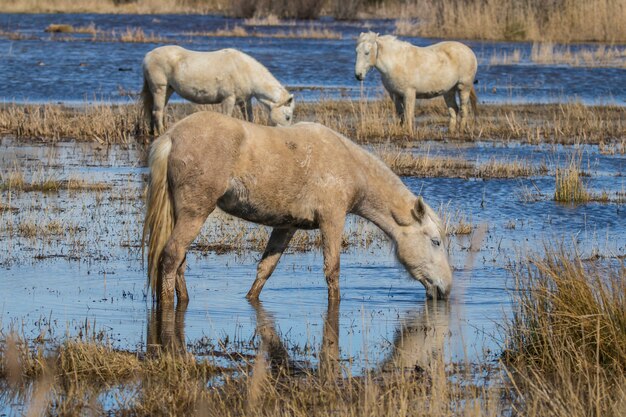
[458,87,471,131]
[391,93,405,124]
[159,210,212,305]
[175,255,188,304]
[151,84,168,135]
[443,90,459,132]
[246,227,296,300]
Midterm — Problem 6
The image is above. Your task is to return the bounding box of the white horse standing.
[141,46,295,135]
[355,32,478,132]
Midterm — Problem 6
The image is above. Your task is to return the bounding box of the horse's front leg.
[222,95,237,117]
[320,215,346,301]
[443,90,459,132]
[246,227,296,300]
[403,88,416,134]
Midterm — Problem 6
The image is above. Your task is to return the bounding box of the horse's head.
[355,31,378,81]
[269,94,295,126]
[394,197,452,300]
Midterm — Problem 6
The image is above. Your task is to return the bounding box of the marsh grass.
[505,248,626,416]
[530,43,626,68]
[487,44,626,68]
[0,0,227,14]
[0,328,506,416]
[0,167,111,193]
[391,0,626,43]
[184,25,342,39]
[2,100,624,146]
[297,99,626,146]
[554,154,590,203]
[0,333,219,415]
[375,147,545,179]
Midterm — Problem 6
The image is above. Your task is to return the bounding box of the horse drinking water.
[355,32,478,132]
[143,112,452,306]
[141,46,295,135]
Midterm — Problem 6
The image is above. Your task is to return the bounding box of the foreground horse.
[141,46,294,135]
[143,111,451,306]
[355,32,477,132]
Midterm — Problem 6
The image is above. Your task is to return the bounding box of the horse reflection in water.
[379,301,450,376]
[146,303,188,356]
[248,300,340,383]
[144,300,449,384]
[247,300,449,386]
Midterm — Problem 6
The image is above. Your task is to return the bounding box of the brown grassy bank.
[505,248,626,416]
[2,1,625,43]
[1,100,623,147]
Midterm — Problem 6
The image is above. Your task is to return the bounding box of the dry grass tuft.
[44,23,74,33]
[554,159,589,203]
[505,247,626,416]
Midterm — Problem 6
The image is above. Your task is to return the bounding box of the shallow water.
[1,139,624,381]
[0,14,625,104]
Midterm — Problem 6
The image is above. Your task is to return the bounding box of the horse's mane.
[323,125,445,240]
[358,32,413,50]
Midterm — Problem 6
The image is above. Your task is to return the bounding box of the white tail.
[142,135,174,296]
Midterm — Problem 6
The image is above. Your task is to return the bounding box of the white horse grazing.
[355,32,478,132]
[141,45,294,135]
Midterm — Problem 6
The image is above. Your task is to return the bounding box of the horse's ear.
[287,95,294,106]
[411,197,426,223]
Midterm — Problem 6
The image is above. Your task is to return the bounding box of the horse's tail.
[142,134,174,297]
[469,85,478,117]
[139,76,153,134]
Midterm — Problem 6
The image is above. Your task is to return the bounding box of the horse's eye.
[364,50,370,55]
[431,238,441,247]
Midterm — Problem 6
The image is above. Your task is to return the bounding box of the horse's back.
[428,41,477,77]
[164,112,364,227]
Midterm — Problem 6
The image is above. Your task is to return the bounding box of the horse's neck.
[352,152,415,240]
[254,77,287,107]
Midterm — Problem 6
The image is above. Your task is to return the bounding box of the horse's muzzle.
[355,73,364,81]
